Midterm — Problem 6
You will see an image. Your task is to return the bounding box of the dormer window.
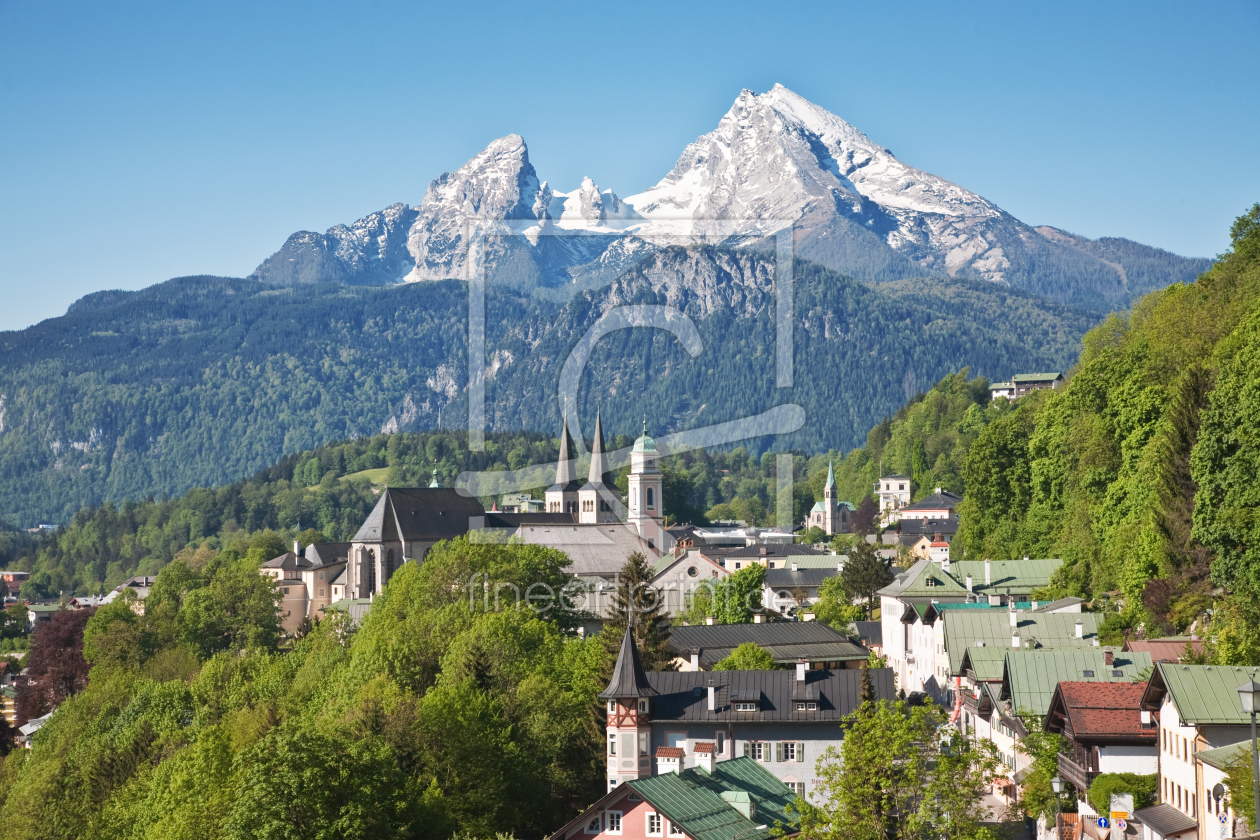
[734,702,759,712]
[638,699,650,713]
[794,702,818,711]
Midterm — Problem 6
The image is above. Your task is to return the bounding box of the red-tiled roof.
[1123,639,1204,663]
[693,742,715,753]
[1056,681,1157,739]
[656,746,684,758]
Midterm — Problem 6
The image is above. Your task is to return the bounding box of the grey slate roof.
[1133,804,1197,837]
[642,667,894,722]
[508,522,656,577]
[851,620,882,646]
[351,488,486,543]
[764,567,837,588]
[600,626,658,699]
[710,544,827,559]
[902,489,962,511]
[304,542,350,567]
[483,512,575,528]
[665,622,868,666]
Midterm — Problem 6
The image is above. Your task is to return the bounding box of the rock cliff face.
[250,85,1210,310]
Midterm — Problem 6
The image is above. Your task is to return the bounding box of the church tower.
[546,417,581,515]
[579,411,617,524]
[627,419,664,547]
[600,624,657,791]
[823,460,838,535]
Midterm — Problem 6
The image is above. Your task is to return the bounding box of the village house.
[260,540,348,635]
[548,757,801,840]
[1043,681,1160,817]
[760,564,841,616]
[1012,372,1065,397]
[665,622,869,672]
[600,625,894,800]
[1138,664,1260,840]
[874,474,912,524]
[896,488,962,524]
[1123,638,1207,664]
[1193,738,1258,840]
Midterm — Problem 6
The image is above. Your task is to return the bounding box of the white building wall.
[1159,694,1201,821]
[1098,745,1158,775]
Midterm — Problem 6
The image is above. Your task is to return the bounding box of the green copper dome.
[632,417,657,453]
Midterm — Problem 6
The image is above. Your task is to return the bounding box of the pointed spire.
[599,616,658,699]
[553,416,579,489]
[588,411,608,485]
[825,460,835,491]
[429,465,440,488]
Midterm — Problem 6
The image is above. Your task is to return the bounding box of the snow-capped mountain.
[250,85,1208,310]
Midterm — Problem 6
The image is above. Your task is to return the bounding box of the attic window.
[734,702,759,712]
[1112,670,1124,678]
[1082,670,1095,678]
[795,702,818,711]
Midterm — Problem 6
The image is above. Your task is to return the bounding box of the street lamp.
[1237,679,1260,832]
[1051,775,1064,840]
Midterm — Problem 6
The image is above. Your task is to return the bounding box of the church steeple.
[546,416,581,515]
[600,621,658,700]
[579,411,617,523]
[588,411,609,486]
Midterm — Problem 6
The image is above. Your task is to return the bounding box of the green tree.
[813,575,864,629]
[601,552,675,672]
[1016,710,1067,820]
[713,643,779,670]
[842,541,893,619]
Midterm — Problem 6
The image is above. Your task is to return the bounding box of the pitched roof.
[582,412,616,490]
[665,622,868,667]
[903,489,962,511]
[702,544,827,559]
[764,568,837,588]
[949,559,1063,595]
[351,488,486,543]
[656,746,685,758]
[600,625,658,699]
[787,555,846,570]
[960,646,1013,682]
[304,542,351,567]
[638,668,893,722]
[1195,738,1260,771]
[507,522,655,577]
[550,418,581,493]
[851,620,881,646]
[1045,681,1157,742]
[943,611,1101,675]
[626,758,798,840]
[1012,372,1063,383]
[1141,663,1260,725]
[1122,638,1205,663]
[1000,650,1152,717]
[878,557,969,599]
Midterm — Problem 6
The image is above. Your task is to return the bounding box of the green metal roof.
[1151,663,1260,725]
[949,559,1063,595]
[628,757,798,840]
[26,604,61,612]
[1196,739,1259,771]
[1011,373,1063,383]
[880,557,970,599]
[787,555,845,569]
[1001,650,1152,717]
[960,646,1012,682]
[942,611,1101,675]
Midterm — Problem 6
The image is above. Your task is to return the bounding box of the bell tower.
[627,418,664,546]
[823,460,838,535]
[600,624,657,790]
[545,417,581,515]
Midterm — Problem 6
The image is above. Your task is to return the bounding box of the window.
[609,779,618,791]
[609,735,616,756]
[318,588,325,597]
[646,813,662,836]
[282,587,290,595]
[734,702,758,712]
[586,816,602,834]
[608,700,617,713]
[669,821,684,836]
[779,742,796,762]
[647,488,655,509]
[1081,670,1095,678]
[787,782,806,796]
[606,812,622,835]
[795,702,818,711]
[638,699,650,713]
[899,484,905,490]
[318,571,325,580]
[639,732,649,756]
[716,732,725,754]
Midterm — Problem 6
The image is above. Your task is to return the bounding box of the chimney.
[707,681,716,712]
[791,561,799,572]
[706,616,716,626]
[1009,609,1018,628]
[984,559,991,584]
[1105,649,1114,667]
[1141,710,1153,727]
[753,614,764,624]
[656,748,682,776]
[690,649,700,671]
[837,560,843,572]
[796,659,808,682]
[293,539,301,555]
[1092,638,1100,647]
[965,574,973,592]
[1031,600,1038,609]
[1011,631,1020,649]
[1075,620,1084,638]
[693,742,716,773]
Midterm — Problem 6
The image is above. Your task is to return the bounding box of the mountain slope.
[249,85,1210,311]
[0,253,1097,526]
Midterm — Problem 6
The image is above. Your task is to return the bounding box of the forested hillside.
[0,249,1096,527]
[955,205,1260,662]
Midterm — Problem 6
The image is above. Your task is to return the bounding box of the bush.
[1087,772,1157,815]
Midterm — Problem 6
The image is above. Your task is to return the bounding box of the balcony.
[1057,752,1097,792]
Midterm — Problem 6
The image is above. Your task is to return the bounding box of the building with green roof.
[999,649,1152,719]
[548,757,799,840]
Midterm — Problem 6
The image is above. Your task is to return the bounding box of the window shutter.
[743,741,750,758]
[775,742,783,762]
[797,742,805,762]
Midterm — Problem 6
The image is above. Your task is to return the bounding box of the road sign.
[1219,813,1229,825]
[1098,818,1110,829]
[1116,819,1128,832]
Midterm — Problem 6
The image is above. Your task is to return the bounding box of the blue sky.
[1,0,1257,332]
